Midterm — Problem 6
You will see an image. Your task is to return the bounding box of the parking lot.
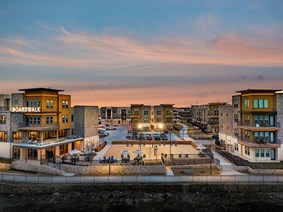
[99,125,181,144]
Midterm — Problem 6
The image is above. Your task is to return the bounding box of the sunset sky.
[1,0,282,107]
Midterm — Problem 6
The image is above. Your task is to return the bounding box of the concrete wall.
[0,142,12,158]
[73,106,99,148]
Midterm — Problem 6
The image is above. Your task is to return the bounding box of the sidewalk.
[93,144,112,160]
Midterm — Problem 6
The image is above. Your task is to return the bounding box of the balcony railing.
[238,137,281,148]
[239,122,278,128]
[13,135,83,148]
[18,122,59,128]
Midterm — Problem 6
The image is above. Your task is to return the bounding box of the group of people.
[99,156,117,163]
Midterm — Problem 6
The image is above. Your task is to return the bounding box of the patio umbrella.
[69,149,81,156]
[120,149,131,155]
[133,149,143,155]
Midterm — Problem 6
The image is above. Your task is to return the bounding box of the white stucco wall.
[0,142,12,158]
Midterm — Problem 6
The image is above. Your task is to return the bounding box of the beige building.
[130,104,174,132]
[219,89,283,162]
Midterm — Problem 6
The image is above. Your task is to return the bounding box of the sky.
[0,0,283,107]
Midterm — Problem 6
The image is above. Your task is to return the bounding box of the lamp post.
[169,130,172,157]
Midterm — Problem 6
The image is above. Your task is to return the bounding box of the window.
[166,118,171,123]
[46,116,53,124]
[28,116,40,124]
[234,143,239,151]
[62,100,69,109]
[254,131,275,143]
[166,108,171,115]
[156,118,161,122]
[46,100,54,109]
[234,129,239,137]
[62,115,68,123]
[0,131,8,142]
[233,100,239,108]
[260,149,265,157]
[255,149,259,157]
[234,114,239,123]
[143,118,150,123]
[0,115,6,124]
[266,149,270,157]
[244,99,249,108]
[156,111,161,115]
[132,118,139,123]
[134,108,139,115]
[144,111,149,115]
[254,99,269,109]
[27,100,40,107]
[244,130,250,139]
[245,146,250,155]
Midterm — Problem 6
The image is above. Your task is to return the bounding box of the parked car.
[146,134,153,140]
[106,125,117,130]
[139,133,146,140]
[153,133,161,140]
[161,133,168,140]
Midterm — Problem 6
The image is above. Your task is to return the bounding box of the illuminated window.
[62,100,69,109]
[46,100,54,109]
[62,115,68,123]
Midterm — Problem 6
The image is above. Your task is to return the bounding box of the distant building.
[130,104,174,131]
[99,106,131,125]
[191,102,227,135]
[173,107,192,123]
[219,89,283,162]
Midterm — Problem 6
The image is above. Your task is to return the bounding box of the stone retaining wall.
[11,162,62,175]
[235,166,283,175]
[10,161,165,176]
[61,164,165,176]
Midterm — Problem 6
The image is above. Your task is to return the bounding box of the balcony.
[237,122,280,131]
[13,135,83,149]
[18,122,60,131]
[238,138,281,148]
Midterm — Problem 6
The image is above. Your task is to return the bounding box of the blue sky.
[1,0,283,106]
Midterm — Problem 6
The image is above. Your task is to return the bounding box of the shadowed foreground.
[1,183,283,211]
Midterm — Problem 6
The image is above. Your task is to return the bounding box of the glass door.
[270,149,276,160]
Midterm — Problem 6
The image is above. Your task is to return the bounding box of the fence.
[1,173,283,184]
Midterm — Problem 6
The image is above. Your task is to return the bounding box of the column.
[55,145,60,156]
[20,148,28,161]
[40,131,44,142]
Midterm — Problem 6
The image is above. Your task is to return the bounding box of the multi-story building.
[219,89,283,162]
[173,107,192,123]
[130,104,174,132]
[191,102,227,135]
[99,106,130,125]
[0,88,98,161]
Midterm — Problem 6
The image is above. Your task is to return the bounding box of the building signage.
[12,107,41,112]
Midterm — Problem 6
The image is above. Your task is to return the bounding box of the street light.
[154,145,158,161]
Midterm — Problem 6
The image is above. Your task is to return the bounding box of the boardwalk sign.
[12,107,41,113]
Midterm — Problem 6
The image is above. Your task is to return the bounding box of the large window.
[245,146,250,155]
[0,131,7,142]
[254,99,269,109]
[27,100,40,107]
[244,99,250,108]
[144,111,149,115]
[28,116,41,124]
[254,115,274,127]
[62,100,69,109]
[166,118,171,123]
[254,131,275,143]
[156,111,162,115]
[0,115,6,124]
[46,100,54,109]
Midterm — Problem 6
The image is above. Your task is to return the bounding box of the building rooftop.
[19,87,64,92]
[236,89,282,94]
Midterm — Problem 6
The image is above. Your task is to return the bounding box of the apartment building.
[173,107,192,123]
[191,102,227,134]
[0,88,100,161]
[219,89,283,162]
[130,104,174,132]
[99,106,130,125]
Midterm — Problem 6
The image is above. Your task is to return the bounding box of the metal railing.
[1,173,283,184]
